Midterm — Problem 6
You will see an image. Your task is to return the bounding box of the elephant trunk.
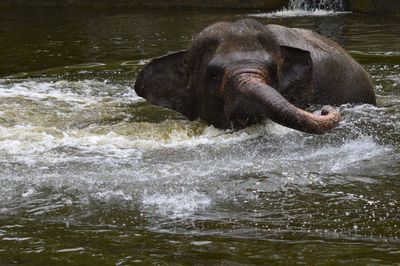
[225,65,341,134]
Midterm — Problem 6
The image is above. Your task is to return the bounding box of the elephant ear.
[279,45,314,107]
[134,50,195,120]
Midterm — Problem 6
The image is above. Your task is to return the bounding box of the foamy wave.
[0,104,392,165]
[249,9,349,18]
[0,79,139,106]
[0,125,58,155]
[0,123,263,160]
[142,190,211,217]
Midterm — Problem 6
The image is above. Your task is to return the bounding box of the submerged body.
[135,19,375,134]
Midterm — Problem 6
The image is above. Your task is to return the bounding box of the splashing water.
[249,0,348,17]
[1,7,400,265]
[289,0,346,11]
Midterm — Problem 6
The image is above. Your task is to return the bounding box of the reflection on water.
[0,7,399,265]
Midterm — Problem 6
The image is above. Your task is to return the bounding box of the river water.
[0,7,399,265]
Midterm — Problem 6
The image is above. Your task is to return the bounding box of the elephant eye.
[207,64,222,81]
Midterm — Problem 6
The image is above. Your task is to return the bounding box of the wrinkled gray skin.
[135,19,375,134]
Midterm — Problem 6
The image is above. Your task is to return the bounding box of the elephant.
[134,19,375,134]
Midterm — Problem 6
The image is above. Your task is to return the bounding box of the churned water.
[249,0,348,17]
[0,7,399,265]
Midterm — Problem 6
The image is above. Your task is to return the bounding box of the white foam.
[0,79,140,106]
[142,190,211,217]
[0,125,57,155]
[0,123,265,161]
[95,189,133,201]
[159,125,262,148]
[249,9,349,18]
[21,188,36,198]
[0,78,397,222]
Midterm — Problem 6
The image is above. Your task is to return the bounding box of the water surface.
[0,7,399,265]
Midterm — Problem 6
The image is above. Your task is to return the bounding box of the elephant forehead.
[209,51,274,66]
[217,36,264,51]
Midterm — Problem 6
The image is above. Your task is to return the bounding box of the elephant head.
[135,19,340,134]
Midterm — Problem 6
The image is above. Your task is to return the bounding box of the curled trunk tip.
[299,105,341,134]
[231,71,341,134]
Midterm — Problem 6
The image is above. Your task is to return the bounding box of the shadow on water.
[0,7,399,265]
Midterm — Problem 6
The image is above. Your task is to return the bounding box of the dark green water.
[0,7,399,265]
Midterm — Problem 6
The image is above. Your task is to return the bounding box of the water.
[250,0,348,17]
[289,0,345,11]
[0,7,400,265]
